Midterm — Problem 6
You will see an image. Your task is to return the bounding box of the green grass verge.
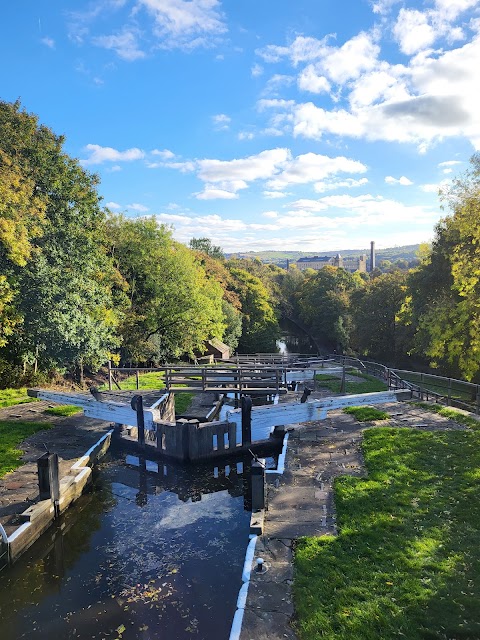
[44,405,83,417]
[99,372,193,414]
[174,393,195,415]
[343,406,390,422]
[0,420,53,478]
[411,402,480,430]
[294,427,480,640]
[0,388,36,409]
[315,372,387,394]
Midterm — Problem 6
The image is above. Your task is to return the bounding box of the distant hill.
[228,245,421,268]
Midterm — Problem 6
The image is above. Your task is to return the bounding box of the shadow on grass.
[294,427,480,640]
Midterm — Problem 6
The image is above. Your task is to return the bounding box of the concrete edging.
[7,428,114,564]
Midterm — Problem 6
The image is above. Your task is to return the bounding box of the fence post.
[340,364,346,394]
[241,395,252,447]
[37,452,60,517]
[108,360,112,391]
[131,395,145,448]
[251,461,265,511]
[136,370,140,390]
[477,385,480,415]
[448,378,452,406]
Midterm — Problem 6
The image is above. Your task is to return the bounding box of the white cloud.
[41,37,55,49]
[297,65,331,94]
[438,160,463,166]
[256,35,330,65]
[196,148,291,184]
[93,29,146,61]
[420,179,450,192]
[385,175,414,185]
[152,148,176,159]
[251,63,264,77]
[127,203,149,211]
[137,0,227,49]
[107,165,122,172]
[263,190,288,199]
[267,152,367,190]
[81,144,145,165]
[393,9,436,55]
[314,177,369,193]
[442,168,454,174]
[238,131,255,141]
[262,211,279,218]
[212,113,231,130]
[106,201,122,209]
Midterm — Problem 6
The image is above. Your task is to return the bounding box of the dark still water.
[0,450,253,640]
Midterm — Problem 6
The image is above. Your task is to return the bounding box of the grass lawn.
[343,406,390,422]
[99,371,166,391]
[315,372,387,395]
[0,420,53,478]
[44,405,82,417]
[0,388,36,409]
[294,426,480,640]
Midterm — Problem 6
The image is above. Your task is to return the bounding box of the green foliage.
[44,405,82,416]
[0,100,121,379]
[408,155,480,380]
[228,267,280,352]
[108,216,225,362]
[343,406,390,421]
[296,266,360,351]
[188,237,224,260]
[294,427,480,639]
[350,271,412,364]
[0,420,53,477]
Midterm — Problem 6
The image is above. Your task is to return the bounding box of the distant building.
[296,254,367,273]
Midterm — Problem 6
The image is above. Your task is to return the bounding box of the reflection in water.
[0,448,255,640]
[277,318,318,355]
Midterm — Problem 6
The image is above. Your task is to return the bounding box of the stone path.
[0,401,111,536]
[240,400,471,640]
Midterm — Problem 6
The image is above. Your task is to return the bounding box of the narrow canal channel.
[0,445,256,640]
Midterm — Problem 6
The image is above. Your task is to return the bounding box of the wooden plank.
[30,390,160,429]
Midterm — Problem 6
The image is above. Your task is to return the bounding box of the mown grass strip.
[315,372,387,394]
[343,406,390,422]
[0,420,53,478]
[0,388,36,409]
[44,405,82,417]
[294,427,480,640]
[411,401,480,430]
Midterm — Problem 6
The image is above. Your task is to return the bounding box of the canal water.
[277,318,318,355]
[0,446,255,640]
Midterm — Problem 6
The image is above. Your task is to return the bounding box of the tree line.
[1,100,479,385]
[273,155,480,382]
[0,101,280,386]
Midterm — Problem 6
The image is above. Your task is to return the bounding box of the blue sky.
[2,0,479,252]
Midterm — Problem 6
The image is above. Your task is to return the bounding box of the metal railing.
[328,354,480,415]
